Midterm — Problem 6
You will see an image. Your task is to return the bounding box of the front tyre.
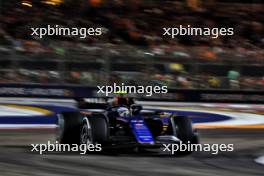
[172,116,197,143]
[168,115,199,155]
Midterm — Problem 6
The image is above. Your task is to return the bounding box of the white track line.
[0,124,57,129]
[255,156,264,165]
[0,105,48,116]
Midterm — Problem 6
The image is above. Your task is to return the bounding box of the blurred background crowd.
[0,0,263,90]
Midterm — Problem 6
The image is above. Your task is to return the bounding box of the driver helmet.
[117,107,130,117]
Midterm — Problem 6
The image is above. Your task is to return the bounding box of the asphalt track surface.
[0,129,263,176]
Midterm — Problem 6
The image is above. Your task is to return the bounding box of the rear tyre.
[81,114,109,145]
[58,112,82,145]
[80,120,93,145]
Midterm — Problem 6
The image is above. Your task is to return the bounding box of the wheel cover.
[81,120,92,144]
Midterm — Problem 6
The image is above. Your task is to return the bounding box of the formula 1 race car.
[58,97,199,155]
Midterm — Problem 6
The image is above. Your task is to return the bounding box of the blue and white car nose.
[129,119,154,144]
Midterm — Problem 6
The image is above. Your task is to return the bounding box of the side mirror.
[130,104,142,116]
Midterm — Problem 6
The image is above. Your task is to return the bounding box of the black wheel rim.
[81,123,92,144]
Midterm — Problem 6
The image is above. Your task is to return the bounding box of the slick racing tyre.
[80,120,92,145]
[168,115,199,155]
[81,114,109,145]
[171,115,198,143]
[58,112,82,145]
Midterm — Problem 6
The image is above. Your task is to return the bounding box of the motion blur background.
[0,0,263,90]
[0,1,264,176]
